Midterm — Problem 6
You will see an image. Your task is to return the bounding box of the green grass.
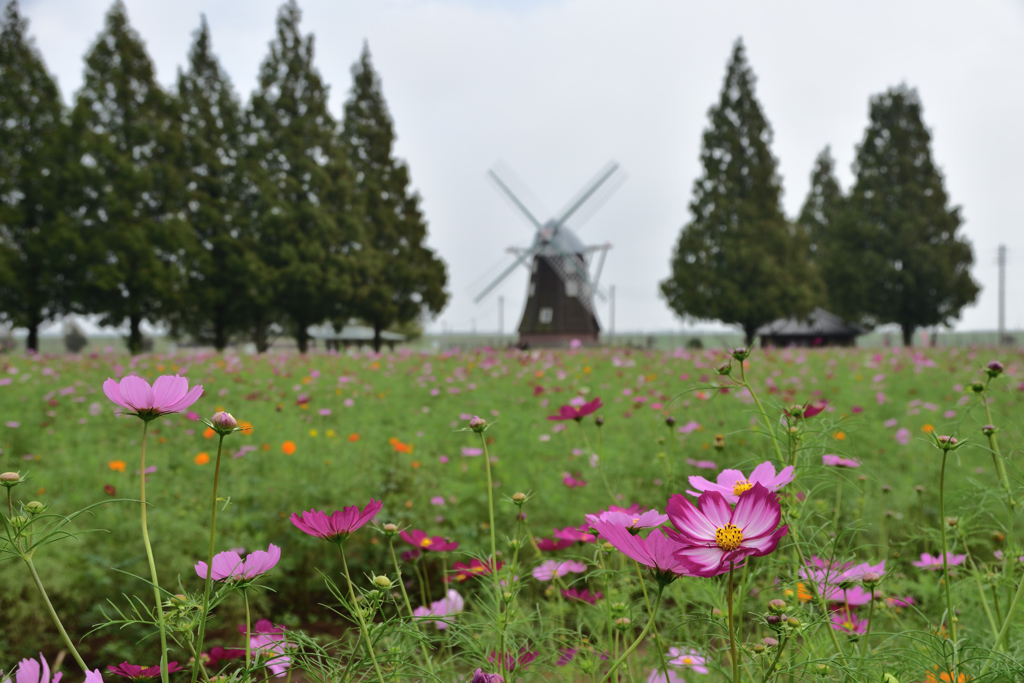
[1,345,1023,678]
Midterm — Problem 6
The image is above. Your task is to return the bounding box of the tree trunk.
[213,309,227,352]
[373,322,382,353]
[296,326,309,354]
[128,314,143,355]
[254,313,268,353]
[901,323,915,347]
[743,324,757,348]
[26,320,39,354]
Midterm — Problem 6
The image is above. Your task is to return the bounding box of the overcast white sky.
[18,0,1024,335]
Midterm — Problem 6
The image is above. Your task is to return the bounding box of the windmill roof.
[756,308,865,337]
[538,223,587,255]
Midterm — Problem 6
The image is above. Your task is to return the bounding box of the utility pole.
[998,244,1006,344]
[498,296,504,339]
[609,284,616,344]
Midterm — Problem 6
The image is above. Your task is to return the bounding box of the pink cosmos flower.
[562,473,587,488]
[290,500,383,542]
[461,447,483,457]
[85,672,103,683]
[532,559,587,581]
[585,508,668,531]
[678,420,701,434]
[472,670,504,683]
[412,588,464,629]
[647,670,685,683]
[786,400,827,419]
[885,596,915,608]
[687,461,795,504]
[241,620,290,677]
[831,609,867,635]
[400,529,458,552]
[547,397,603,422]
[553,524,596,544]
[592,523,690,579]
[686,458,718,469]
[205,646,244,666]
[536,536,575,552]
[107,663,182,680]
[667,647,709,674]
[103,375,203,421]
[2,654,63,683]
[912,552,966,570]
[195,543,281,582]
[562,587,603,604]
[488,647,536,672]
[449,558,503,582]
[994,550,1024,562]
[666,483,788,577]
[822,454,861,468]
[895,428,911,445]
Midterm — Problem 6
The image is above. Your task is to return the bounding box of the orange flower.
[797,582,812,602]
[194,452,210,466]
[925,666,970,682]
[203,427,215,439]
[833,431,846,441]
[238,420,253,433]
[108,460,126,472]
[922,424,935,434]
[348,433,360,442]
[261,443,271,451]
[282,441,296,456]
[411,460,420,469]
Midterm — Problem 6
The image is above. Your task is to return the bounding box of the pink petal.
[697,491,733,529]
[120,375,154,411]
[731,484,781,539]
[666,494,718,543]
[748,461,778,486]
[714,468,746,489]
[152,375,187,410]
[686,475,715,492]
[211,551,244,580]
[166,384,204,413]
[103,378,130,409]
[673,545,727,577]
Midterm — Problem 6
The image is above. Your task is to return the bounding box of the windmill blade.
[488,165,546,232]
[474,245,539,303]
[592,243,611,291]
[552,161,626,232]
[543,236,605,307]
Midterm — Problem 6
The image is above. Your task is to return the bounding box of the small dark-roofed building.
[756,308,864,348]
[307,324,406,351]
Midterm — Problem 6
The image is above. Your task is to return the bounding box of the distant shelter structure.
[756,308,864,347]
[308,324,406,351]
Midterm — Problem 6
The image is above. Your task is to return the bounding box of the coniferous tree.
[661,39,817,345]
[0,1,79,351]
[69,1,188,354]
[247,0,353,353]
[846,85,978,345]
[172,17,258,350]
[341,44,448,352]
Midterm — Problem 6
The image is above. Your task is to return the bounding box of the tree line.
[0,0,448,354]
[661,39,979,346]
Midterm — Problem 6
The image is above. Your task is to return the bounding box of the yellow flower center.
[420,538,432,548]
[732,480,753,496]
[715,524,744,551]
[631,518,640,526]
[682,657,693,665]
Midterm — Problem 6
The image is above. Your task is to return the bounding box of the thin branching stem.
[193,433,226,683]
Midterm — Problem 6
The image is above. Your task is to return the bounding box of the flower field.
[2,345,1023,681]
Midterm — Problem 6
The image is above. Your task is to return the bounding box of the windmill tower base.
[518,332,600,348]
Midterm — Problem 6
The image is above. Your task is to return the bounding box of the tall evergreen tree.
[846,85,978,345]
[69,1,188,354]
[0,1,79,351]
[341,44,448,352]
[661,39,817,345]
[247,0,353,353]
[797,147,858,316]
[172,17,257,351]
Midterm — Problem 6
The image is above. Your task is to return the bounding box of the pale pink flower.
[2,654,63,683]
[103,375,203,421]
[412,588,465,629]
[687,461,794,504]
[822,454,860,468]
[532,559,587,581]
[585,508,667,530]
[195,543,281,582]
[912,552,965,570]
[667,647,708,674]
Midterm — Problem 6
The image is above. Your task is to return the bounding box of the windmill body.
[475,162,624,347]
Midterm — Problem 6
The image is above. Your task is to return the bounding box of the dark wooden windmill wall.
[518,253,600,346]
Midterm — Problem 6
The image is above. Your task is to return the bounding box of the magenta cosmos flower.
[290,500,383,542]
[785,400,828,419]
[107,663,182,680]
[592,522,691,581]
[2,654,66,683]
[472,669,504,683]
[585,508,668,531]
[687,461,794,504]
[822,454,861,468]
[532,559,587,581]
[562,587,602,604]
[831,609,868,635]
[195,543,281,582]
[553,524,596,544]
[912,552,966,570]
[548,397,603,421]
[400,529,459,552]
[536,536,575,552]
[103,375,203,421]
[666,483,788,577]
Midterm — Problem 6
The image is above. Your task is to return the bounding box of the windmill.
[475,161,625,347]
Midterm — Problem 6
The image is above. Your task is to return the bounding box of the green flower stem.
[139,421,170,683]
[598,586,662,683]
[193,433,227,683]
[25,555,88,673]
[790,538,847,666]
[244,589,252,668]
[633,562,668,676]
[727,562,739,683]
[962,540,1000,643]
[579,421,615,503]
[981,559,1024,676]
[388,538,434,673]
[981,379,1014,505]
[832,479,843,530]
[338,543,387,683]
[479,431,505,677]
[863,591,876,656]
[762,634,788,681]
[738,361,784,464]
[938,452,957,648]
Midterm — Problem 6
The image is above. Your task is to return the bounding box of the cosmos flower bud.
[10,515,28,528]
[212,411,238,431]
[512,492,526,505]
[986,360,1004,378]
[714,434,725,451]
[469,416,487,433]
[24,501,45,515]
[594,415,604,427]
[946,517,958,527]
[170,594,189,607]
[716,362,732,376]
[970,382,986,394]
[730,347,750,361]
[382,523,399,536]
[786,617,800,628]
[763,637,779,647]
[373,575,392,589]
[602,541,614,552]
[614,617,631,630]
[766,614,782,626]
[982,424,997,436]
[502,591,513,603]
[665,416,676,427]
[768,599,787,614]
[0,472,20,487]
[815,664,831,676]
[787,405,805,419]
[861,572,881,587]
[753,644,765,654]
[936,435,958,451]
